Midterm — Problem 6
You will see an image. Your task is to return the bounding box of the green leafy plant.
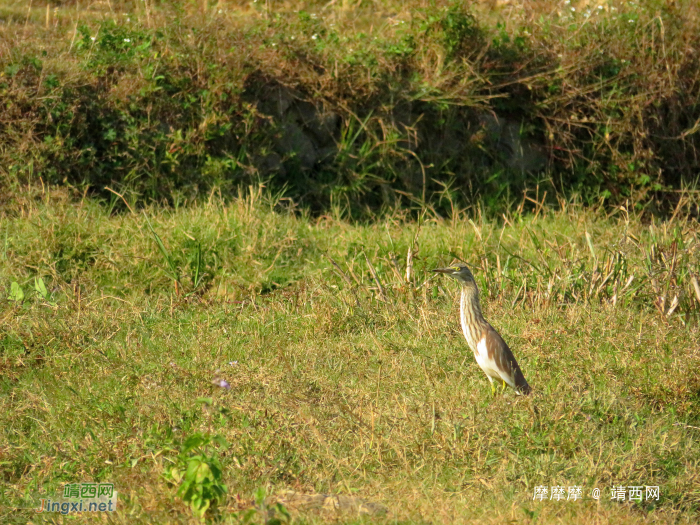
[75,20,152,72]
[8,278,56,306]
[34,277,56,306]
[8,281,24,303]
[439,4,482,59]
[167,432,228,519]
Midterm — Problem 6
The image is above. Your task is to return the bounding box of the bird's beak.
[432,267,455,274]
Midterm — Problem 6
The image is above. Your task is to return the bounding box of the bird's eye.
[452,266,460,271]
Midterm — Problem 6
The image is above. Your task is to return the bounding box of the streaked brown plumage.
[433,263,531,396]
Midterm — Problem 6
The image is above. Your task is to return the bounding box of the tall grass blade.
[143,212,181,288]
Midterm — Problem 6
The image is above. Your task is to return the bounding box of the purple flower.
[218,379,231,389]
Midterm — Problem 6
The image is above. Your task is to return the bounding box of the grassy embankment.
[1,185,699,524]
[1,0,700,215]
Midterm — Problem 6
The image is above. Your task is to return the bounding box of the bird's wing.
[483,325,531,395]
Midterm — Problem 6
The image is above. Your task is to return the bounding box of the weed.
[143,212,209,296]
[166,432,228,519]
[7,281,24,303]
[33,276,56,306]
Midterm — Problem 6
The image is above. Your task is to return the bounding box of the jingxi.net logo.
[35,482,117,515]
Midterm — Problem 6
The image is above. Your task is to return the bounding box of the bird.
[433,263,532,396]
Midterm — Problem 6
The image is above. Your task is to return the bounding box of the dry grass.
[1,186,699,523]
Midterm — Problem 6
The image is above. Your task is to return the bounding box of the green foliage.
[167,432,228,519]
[75,21,154,72]
[8,281,24,303]
[34,276,56,306]
[7,278,55,305]
[437,4,483,59]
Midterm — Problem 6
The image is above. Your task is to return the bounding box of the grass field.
[2,1,700,523]
[1,186,699,523]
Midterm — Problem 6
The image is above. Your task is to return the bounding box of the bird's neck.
[459,284,486,351]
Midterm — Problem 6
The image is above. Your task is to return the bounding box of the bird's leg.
[501,380,507,393]
[489,378,496,397]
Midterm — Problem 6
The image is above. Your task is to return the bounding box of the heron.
[433,263,531,396]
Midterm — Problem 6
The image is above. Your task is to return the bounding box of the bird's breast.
[475,336,503,380]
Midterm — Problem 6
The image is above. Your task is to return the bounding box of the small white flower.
[571,7,576,11]
[311,34,318,40]
[91,36,95,41]
[124,38,131,42]
[598,5,604,9]
[629,19,634,23]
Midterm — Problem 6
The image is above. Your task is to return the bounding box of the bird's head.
[432,263,475,284]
